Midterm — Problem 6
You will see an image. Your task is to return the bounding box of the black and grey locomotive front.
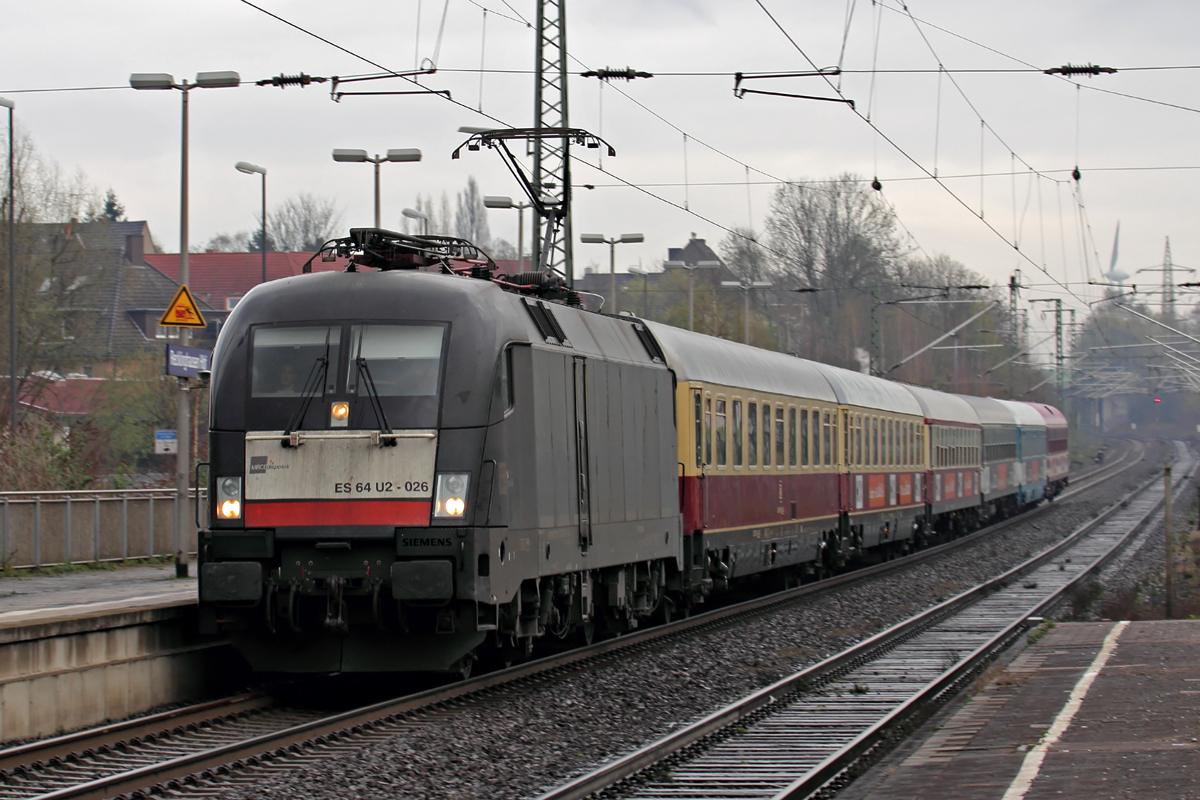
[199,243,682,674]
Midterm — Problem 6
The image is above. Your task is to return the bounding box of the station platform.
[0,562,225,743]
[0,560,197,629]
[850,620,1200,800]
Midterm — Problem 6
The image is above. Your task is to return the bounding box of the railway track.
[534,440,1193,800]
[0,439,1152,800]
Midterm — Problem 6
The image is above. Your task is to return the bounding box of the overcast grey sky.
[3,0,1199,347]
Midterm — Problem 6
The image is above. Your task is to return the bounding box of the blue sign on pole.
[165,344,212,379]
[154,429,178,454]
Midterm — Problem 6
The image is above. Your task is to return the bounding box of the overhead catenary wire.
[750,0,1090,308]
[220,0,1092,372]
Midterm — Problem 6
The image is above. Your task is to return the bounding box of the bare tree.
[0,132,115,424]
[490,238,517,260]
[766,174,902,302]
[719,227,769,282]
[201,231,251,253]
[454,176,491,247]
[260,193,343,252]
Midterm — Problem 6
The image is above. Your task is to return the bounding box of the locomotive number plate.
[244,430,437,500]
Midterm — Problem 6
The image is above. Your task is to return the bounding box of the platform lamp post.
[235,162,267,285]
[1,97,13,430]
[663,260,721,332]
[483,196,533,269]
[131,70,240,578]
[721,278,774,344]
[401,207,429,235]
[332,148,422,229]
[628,267,651,318]
[580,233,644,315]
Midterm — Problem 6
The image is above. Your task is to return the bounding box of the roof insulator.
[1044,63,1117,77]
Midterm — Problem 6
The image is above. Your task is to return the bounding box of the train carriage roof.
[993,398,1047,428]
[808,362,923,416]
[645,322,837,403]
[956,394,1017,427]
[902,384,981,426]
[1023,401,1068,429]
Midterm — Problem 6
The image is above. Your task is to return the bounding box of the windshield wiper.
[354,333,396,447]
[281,329,331,447]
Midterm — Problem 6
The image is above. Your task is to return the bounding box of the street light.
[484,195,533,268]
[235,162,267,284]
[1,97,13,429]
[131,70,240,578]
[664,260,721,331]
[402,207,429,235]
[721,278,774,344]
[580,233,644,315]
[332,148,422,229]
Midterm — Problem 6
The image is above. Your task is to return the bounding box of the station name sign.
[165,343,212,379]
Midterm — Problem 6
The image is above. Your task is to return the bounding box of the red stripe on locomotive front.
[245,500,432,526]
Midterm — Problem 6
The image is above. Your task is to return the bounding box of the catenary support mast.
[533,0,573,284]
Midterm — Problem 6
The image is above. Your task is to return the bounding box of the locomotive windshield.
[346,324,443,397]
[251,326,341,398]
[246,321,446,431]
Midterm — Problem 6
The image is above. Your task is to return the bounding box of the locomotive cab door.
[573,357,592,551]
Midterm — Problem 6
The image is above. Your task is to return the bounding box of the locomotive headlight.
[330,401,350,427]
[216,476,242,520]
[433,472,470,518]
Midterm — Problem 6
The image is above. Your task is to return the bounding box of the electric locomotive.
[199,230,683,675]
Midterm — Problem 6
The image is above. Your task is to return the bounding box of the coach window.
[776,407,785,467]
[748,402,758,466]
[871,418,878,466]
[841,410,849,466]
[789,407,798,467]
[800,409,809,466]
[762,404,772,467]
[732,400,743,467]
[705,396,712,466]
[855,416,863,466]
[889,419,896,466]
[694,391,702,468]
[901,422,907,466]
[820,412,830,467]
[716,399,727,467]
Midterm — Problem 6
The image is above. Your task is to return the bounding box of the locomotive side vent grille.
[522,297,572,347]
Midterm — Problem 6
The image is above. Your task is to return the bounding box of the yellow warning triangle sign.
[159,285,207,328]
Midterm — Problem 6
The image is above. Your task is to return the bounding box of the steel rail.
[532,441,1189,800]
[0,695,271,774]
[3,440,1146,800]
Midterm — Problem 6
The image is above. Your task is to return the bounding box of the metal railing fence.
[0,488,207,569]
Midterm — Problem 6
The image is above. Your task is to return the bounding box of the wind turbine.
[1104,222,1129,285]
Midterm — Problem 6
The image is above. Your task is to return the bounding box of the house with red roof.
[145,251,346,311]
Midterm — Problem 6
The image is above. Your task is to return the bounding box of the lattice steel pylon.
[533,0,573,284]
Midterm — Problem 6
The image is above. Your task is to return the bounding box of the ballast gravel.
[209,442,1167,800]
